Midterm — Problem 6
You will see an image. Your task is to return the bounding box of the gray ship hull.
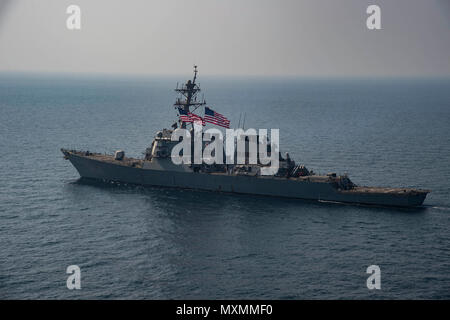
[63,150,428,207]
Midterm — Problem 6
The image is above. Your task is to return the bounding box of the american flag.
[204,107,230,128]
[178,108,205,126]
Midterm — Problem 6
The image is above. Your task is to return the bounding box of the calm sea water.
[0,73,449,299]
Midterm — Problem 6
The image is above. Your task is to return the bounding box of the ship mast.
[174,65,206,128]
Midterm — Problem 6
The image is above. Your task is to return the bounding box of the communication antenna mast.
[173,65,206,128]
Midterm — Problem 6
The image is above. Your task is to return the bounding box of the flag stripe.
[204,115,230,122]
[204,117,230,125]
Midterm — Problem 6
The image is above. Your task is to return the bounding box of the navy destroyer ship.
[62,67,429,207]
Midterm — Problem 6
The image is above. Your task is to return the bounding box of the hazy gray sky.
[0,0,448,76]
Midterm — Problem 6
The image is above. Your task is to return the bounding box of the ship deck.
[62,149,144,168]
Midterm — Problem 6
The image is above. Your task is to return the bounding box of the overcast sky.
[0,0,448,77]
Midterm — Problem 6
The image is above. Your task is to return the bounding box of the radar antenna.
[174,65,206,128]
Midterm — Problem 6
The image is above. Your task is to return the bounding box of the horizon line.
[1,69,450,80]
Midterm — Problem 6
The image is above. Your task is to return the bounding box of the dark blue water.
[0,73,449,299]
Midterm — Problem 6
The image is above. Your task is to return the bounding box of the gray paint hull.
[66,153,427,207]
